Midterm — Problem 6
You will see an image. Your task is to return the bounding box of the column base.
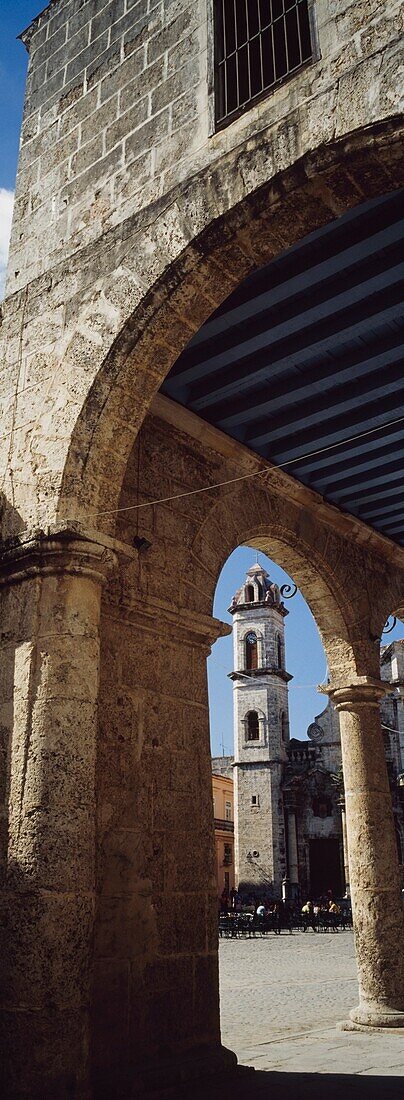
[136,1044,243,1097]
[338,1005,404,1032]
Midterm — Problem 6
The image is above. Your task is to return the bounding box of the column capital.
[283,791,298,813]
[0,525,118,588]
[325,677,390,712]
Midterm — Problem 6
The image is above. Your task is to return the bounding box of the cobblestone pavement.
[219,930,404,1079]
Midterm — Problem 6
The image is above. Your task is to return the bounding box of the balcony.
[214,818,234,833]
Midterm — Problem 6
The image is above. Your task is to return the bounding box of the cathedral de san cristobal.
[212,563,404,901]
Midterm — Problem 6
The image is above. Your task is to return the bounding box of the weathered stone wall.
[98,406,404,935]
[1,397,404,1093]
[8,0,209,295]
[1,1,404,1091]
[1,1,403,542]
[8,0,403,297]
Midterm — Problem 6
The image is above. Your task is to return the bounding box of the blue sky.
[1,2,403,752]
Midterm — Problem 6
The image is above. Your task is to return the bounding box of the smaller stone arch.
[245,710,260,741]
[242,708,266,743]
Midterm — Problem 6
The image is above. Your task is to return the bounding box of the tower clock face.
[246,632,257,645]
[307,722,324,742]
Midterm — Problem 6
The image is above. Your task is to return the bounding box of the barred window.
[214,0,313,128]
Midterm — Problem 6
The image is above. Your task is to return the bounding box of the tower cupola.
[229,562,288,616]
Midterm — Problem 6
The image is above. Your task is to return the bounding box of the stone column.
[329,679,404,1028]
[91,597,237,1094]
[0,529,115,1098]
[339,796,350,897]
[286,808,299,895]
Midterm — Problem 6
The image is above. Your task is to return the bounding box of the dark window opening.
[214,0,313,128]
[246,631,258,669]
[277,635,283,668]
[246,710,260,740]
[246,584,255,602]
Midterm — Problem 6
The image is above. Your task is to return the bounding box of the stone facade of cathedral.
[212,564,404,900]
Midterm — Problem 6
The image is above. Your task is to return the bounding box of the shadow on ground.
[169,1071,404,1099]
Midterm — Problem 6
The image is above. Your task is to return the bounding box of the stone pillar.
[0,530,115,1098]
[339,796,350,897]
[286,808,299,892]
[92,598,237,1094]
[330,679,404,1028]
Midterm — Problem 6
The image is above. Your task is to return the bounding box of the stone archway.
[49,119,404,536]
[1,123,404,1098]
[87,402,403,1092]
[92,406,360,1092]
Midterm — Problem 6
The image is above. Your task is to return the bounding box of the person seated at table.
[301,900,317,931]
[328,899,340,930]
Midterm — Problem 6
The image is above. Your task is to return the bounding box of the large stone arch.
[89,398,404,1093]
[93,407,363,1090]
[49,118,404,535]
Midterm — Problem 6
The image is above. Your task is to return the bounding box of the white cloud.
[0,189,15,301]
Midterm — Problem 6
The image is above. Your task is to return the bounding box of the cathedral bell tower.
[229,563,293,896]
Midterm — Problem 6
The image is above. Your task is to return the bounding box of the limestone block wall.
[7,0,210,296]
[6,0,403,299]
[94,604,219,1081]
[89,410,238,1084]
[0,0,403,541]
[234,679,289,762]
[1,376,404,1088]
[234,762,281,892]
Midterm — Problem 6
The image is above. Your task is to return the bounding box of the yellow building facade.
[212,772,235,898]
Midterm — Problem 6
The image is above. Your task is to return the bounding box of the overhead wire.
[61,413,404,523]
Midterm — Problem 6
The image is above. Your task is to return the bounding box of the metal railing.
[215,0,313,127]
